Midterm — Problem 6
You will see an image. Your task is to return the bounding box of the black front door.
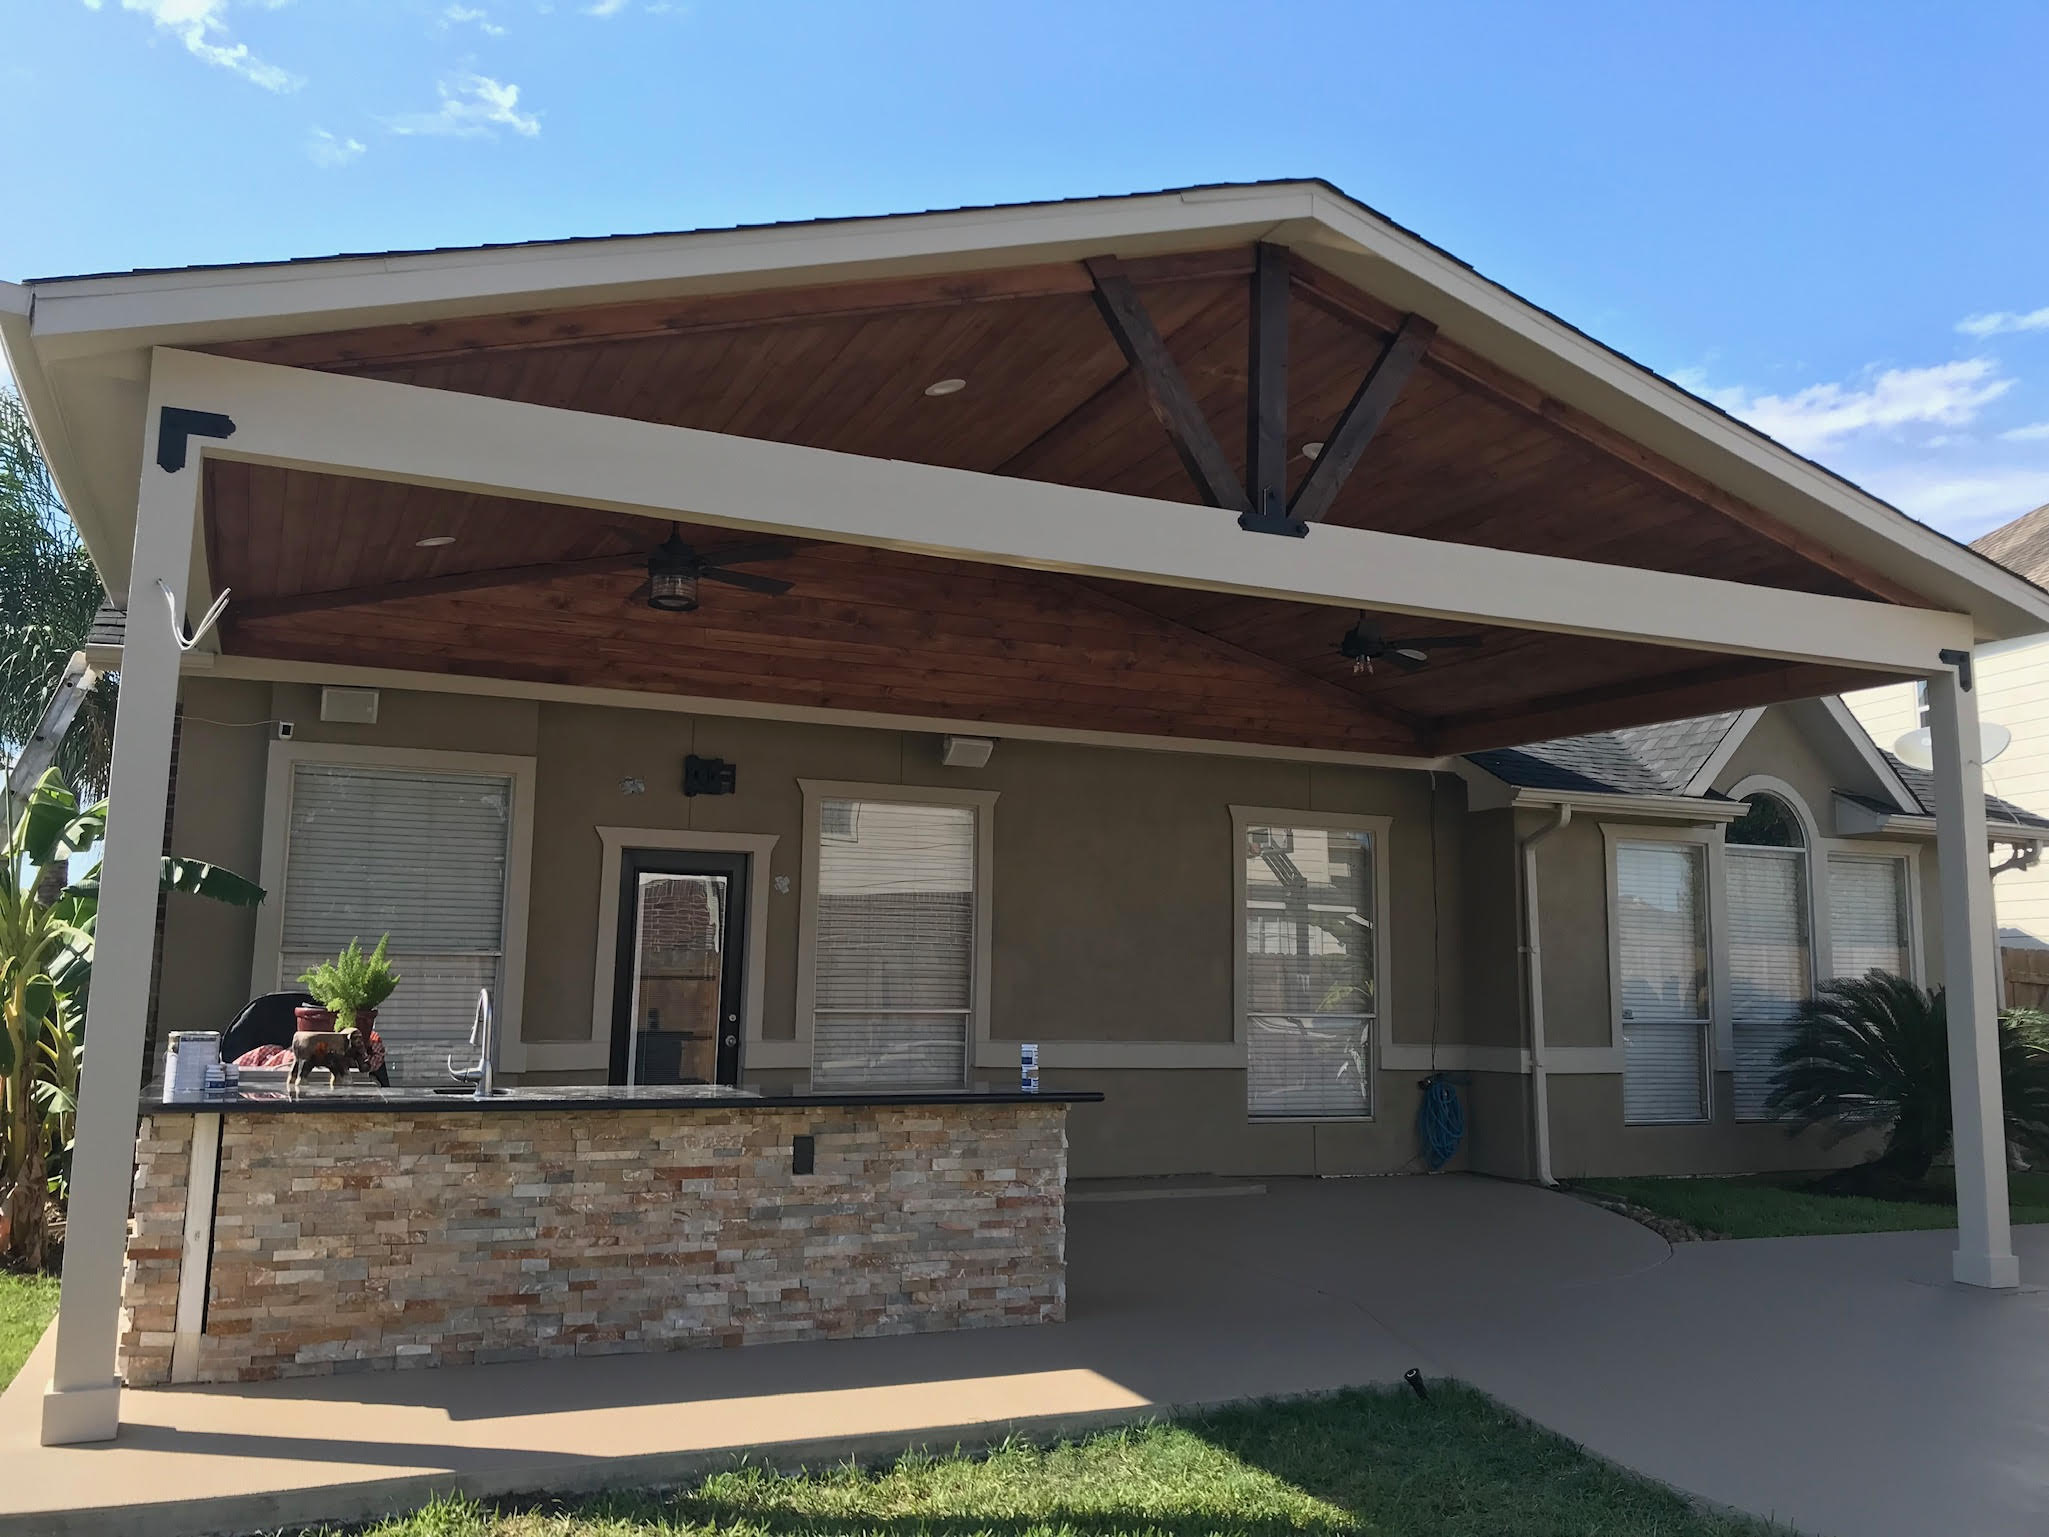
[609,850,748,1086]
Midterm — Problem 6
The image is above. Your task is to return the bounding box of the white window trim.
[1601,821,1723,1123]
[1721,777,1824,1123]
[251,740,538,1071]
[791,779,999,1085]
[570,827,782,1078]
[1231,804,1394,1123]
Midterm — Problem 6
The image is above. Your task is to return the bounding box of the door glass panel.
[626,873,728,1086]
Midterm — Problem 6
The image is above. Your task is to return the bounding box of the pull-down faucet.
[447,988,497,1098]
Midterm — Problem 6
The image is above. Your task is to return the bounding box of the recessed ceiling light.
[923,377,968,397]
[416,534,457,548]
[1301,441,1325,461]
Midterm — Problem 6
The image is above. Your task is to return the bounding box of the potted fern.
[296,935,401,1035]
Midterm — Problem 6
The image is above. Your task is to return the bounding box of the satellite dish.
[1892,722,2013,772]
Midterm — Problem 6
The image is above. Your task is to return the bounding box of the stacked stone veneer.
[120,1103,1067,1386]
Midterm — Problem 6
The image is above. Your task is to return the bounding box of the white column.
[41,395,201,1444]
[1928,662,2020,1290]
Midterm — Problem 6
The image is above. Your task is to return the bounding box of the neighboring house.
[12,181,2049,1441]
[1847,501,2049,945]
[1460,698,2049,1180]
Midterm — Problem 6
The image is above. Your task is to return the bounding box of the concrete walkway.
[1,1176,2044,1536]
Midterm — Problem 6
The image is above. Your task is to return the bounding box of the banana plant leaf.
[62,857,265,908]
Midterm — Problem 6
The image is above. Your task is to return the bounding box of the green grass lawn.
[336,1386,1778,1537]
[0,1270,59,1392]
[1578,1169,2049,1240]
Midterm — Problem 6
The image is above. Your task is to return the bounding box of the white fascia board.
[1831,790,2044,846]
[1680,706,1765,796]
[0,286,123,583]
[145,348,1976,675]
[23,186,1320,354]
[1508,788,1745,823]
[1292,194,2049,643]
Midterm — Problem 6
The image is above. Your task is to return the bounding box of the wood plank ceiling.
[198,247,1916,756]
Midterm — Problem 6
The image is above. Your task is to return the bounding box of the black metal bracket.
[1940,647,1974,692]
[1236,488,1308,539]
[156,407,236,473]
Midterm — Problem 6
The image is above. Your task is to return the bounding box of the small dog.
[288,1029,373,1092]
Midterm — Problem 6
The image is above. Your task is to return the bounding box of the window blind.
[1829,856,1911,979]
[279,763,511,1085]
[1614,842,1708,1123]
[1727,848,1810,1120]
[811,799,975,1090]
[1244,824,1375,1119]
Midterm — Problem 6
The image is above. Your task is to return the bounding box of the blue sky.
[7,1,2049,538]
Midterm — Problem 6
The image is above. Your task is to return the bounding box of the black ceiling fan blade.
[701,566,795,595]
[1383,633,1484,650]
[702,540,795,567]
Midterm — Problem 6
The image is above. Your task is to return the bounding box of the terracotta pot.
[293,1006,377,1034]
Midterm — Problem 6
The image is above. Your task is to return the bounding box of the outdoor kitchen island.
[121,1085,1097,1386]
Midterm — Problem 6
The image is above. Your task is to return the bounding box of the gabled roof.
[1471,706,2049,833]
[1974,502,2049,588]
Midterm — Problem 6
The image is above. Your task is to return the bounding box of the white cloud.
[1856,467,2049,541]
[1958,307,2049,339]
[383,73,540,138]
[441,4,506,35]
[1680,359,2013,455]
[306,127,364,167]
[83,0,301,92]
[584,0,630,14]
[2002,422,2049,443]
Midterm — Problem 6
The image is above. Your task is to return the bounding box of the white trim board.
[573,827,781,1079]
[147,346,1974,675]
[251,740,538,1072]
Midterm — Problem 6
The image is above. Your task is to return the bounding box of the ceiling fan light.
[647,569,700,612]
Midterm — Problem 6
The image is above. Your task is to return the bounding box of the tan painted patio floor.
[6,1175,2044,1537]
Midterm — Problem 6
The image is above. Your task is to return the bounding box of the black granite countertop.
[140,1083,1103,1115]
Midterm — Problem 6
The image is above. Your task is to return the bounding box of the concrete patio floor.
[3,1175,2046,1537]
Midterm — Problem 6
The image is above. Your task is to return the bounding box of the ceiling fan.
[631,524,796,612]
[1339,614,1483,674]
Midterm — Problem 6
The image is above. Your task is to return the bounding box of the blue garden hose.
[1417,1073,1465,1170]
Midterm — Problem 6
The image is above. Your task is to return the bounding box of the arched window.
[1725,791,1813,1120]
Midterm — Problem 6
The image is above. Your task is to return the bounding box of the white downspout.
[1521,803,1572,1187]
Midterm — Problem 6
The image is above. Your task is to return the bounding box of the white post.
[41,391,202,1444]
[1928,662,2020,1290]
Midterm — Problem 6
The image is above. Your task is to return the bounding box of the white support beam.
[1928,663,2020,1290]
[42,372,201,1445]
[148,348,1973,676]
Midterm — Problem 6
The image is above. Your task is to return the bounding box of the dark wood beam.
[1244,243,1292,530]
[231,551,647,622]
[1085,257,1249,515]
[1431,657,1896,756]
[1288,313,1436,526]
[1046,575,1427,745]
[1290,262,1934,607]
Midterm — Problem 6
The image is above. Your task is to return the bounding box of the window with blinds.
[279,763,512,1085]
[810,798,976,1090]
[1614,840,1709,1124]
[1829,855,1911,979]
[1727,847,1811,1120]
[1244,823,1376,1119]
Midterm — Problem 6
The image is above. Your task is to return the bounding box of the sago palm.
[1765,972,2049,1184]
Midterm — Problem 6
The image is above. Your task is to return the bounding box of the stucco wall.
[161,680,1474,1178]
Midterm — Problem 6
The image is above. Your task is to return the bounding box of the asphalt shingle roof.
[1973,502,2049,589]
[1466,713,1744,797]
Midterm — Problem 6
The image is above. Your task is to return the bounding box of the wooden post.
[42,390,205,1444]
[1928,661,2020,1289]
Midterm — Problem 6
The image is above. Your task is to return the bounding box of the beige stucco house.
[8,181,2049,1444]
